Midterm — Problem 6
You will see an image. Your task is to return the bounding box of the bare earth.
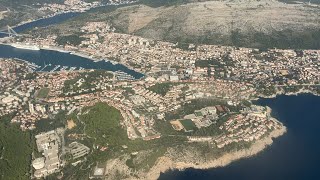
[104,0,320,40]
[31,0,320,48]
[0,11,7,20]
[67,119,76,129]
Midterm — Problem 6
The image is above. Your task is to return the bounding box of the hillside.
[108,0,320,49]
[0,0,64,29]
[34,0,320,49]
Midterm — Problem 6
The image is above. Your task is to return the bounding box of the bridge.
[0,26,21,37]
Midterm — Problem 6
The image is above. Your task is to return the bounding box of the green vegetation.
[56,34,87,46]
[139,0,189,8]
[161,27,320,50]
[63,70,113,94]
[122,87,135,97]
[36,87,50,98]
[0,114,33,180]
[0,0,63,6]
[123,136,186,171]
[165,98,230,120]
[24,72,38,80]
[279,0,320,4]
[257,85,277,96]
[61,101,246,175]
[64,103,188,172]
[58,100,249,177]
[154,120,183,135]
[191,115,231,137]
[282,85,302,93]
[254,29,320,49]
[127,61,142,69]
[35,111,67,133]
[80,102,127,149]
[188,138,253,161]
[180,119,196,131]
[229,29,320,50]
[175,42,192,51]
[195,59,221,68]
[242,100,252,107]
[127,146,167,170]
[148,82,175,96]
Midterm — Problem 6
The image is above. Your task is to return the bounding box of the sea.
[0,12,79,38]
[0,44,144,79]
[0,5,144,79]
[1,7,320,180]
[159,94,320,180]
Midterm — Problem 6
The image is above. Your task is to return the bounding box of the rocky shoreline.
[141,125,287,180]
[259,88,320,99]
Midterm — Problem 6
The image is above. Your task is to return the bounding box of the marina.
[0,1,143,77]
[0,44,144,78]
[3,1,319,180]
[115,70,135,81]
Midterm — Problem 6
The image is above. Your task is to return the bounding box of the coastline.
[6,4,107,30]
[0,43,144,76]
[142,125,287,180]
[41,46,145,75]
[258,88,320,99]
[1,1,137,34]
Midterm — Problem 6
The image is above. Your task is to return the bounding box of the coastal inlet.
[0,44,144,79]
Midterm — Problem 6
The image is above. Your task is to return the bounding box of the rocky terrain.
[39,0,320,49]
[103,125,287,180]
[114,0,320,49]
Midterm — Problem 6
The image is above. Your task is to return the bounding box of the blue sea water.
[1,6,320,180]
[0,12,80,38]
[159,94,320,180]
[0,6,144,79]
[0,44,144,79]
[0,4,121,38]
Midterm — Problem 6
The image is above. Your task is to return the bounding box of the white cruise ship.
[10,43,40,51]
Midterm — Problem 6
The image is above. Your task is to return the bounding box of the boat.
[115,71,135,81]
[10,43,40,51]
[105,59,119,65]
[69,67,77,71]
[50,65,60,72]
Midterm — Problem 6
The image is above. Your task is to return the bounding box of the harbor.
[0,44,144,79]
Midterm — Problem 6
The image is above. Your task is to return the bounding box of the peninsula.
[0,58,287,180]
[1,0,320,180]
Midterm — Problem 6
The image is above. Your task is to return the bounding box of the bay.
[0,44,144,79]
[159,94,320,180]
[1,4,319,180]
[0,4,144,78]
[0,12,80,38]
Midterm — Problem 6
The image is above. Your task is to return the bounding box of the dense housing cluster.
[12,21,319,96]
[3,15,316,180]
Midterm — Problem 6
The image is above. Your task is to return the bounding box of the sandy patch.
[67,119,76,129]
[0,11,8,20]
